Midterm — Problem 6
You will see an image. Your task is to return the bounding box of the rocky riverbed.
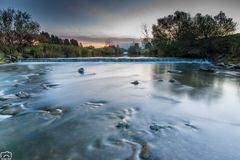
[0,62,240,160]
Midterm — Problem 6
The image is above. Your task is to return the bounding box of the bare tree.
[141,24,152,49]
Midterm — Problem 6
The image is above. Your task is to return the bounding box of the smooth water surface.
[0,62,240,160]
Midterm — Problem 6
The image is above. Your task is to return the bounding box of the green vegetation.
[128,11,240,63]
[0,8,239,64]
[149,11,239,63]
[0,8,124,62]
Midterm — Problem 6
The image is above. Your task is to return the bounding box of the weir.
[18,58,211,64]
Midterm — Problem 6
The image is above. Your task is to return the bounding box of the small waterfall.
[17,57,211,64]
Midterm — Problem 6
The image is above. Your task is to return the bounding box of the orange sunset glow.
[81,41,106,48]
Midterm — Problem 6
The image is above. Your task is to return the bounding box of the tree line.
[128,11,239,62]
[0,8,124,61]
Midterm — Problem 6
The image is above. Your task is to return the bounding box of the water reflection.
[151,64,225,101]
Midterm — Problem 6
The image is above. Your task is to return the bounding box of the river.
[0,62,240,160]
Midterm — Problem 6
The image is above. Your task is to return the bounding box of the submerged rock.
[41,83,58,89]
[140,143,151,160]
[215,62,225,67]
[169,79,177,83]
[199,67,215,73]
[15,91,30,99]
[0,104,23,115]
[235,64,240,69]
[168,70,182,74]
[116,121,129,129]
[78,68,85,74]
[42,107,64,116]
[227,64,240,70]
[150,124,173,131]
[185,123,198,130]
[0,94,18,101]
[131,81,140,85]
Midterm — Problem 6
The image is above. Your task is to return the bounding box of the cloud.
[61,35,141,48]
[1,0,239,38]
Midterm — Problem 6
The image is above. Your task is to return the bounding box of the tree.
[128,43,141,56]
[70,39,78,46]
[214,11,237,36]
[64,39,70,45]
[152,11,237,50]
[0,8,15,44]
[193,14,217,39]
[14,10,40,45]
[38,31,50,43]
[0,8,40,46]
[50,35,62,44]
[142,24,152,50]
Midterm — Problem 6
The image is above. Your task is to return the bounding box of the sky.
[0,0,239,47]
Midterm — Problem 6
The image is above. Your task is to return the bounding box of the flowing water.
[0,62,240,160]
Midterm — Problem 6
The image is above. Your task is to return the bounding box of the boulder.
[78,68,85,74]
[15,91,30,99]
[116,121,129,129]
[42,107,64,116]
[131,81,139,85]
[215,62,225,67]
[150,124,173,131]
[169,79,177,83]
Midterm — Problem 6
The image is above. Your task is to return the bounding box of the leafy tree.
[0,8,15,44]
[152,11,237,57]
[38,31,50,43]
[50,35,63,44]
[64,39,70,45]
[142,24,152,50]
[214,11,237,36]
[0,8,40,45]
[14,10,40,45]
[128,43,141,56]
[70,39,78,46]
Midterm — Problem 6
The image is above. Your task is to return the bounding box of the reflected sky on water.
[0,63,240,160]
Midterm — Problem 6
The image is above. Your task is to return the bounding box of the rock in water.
[131,81,139,85]
[41,83,58,89]
[49,108,63,116]
[0,94,18,101]
[235,64,240,69]
[216,62,225,67]
[169,79,177,83]
[42,107,64,116]
[78,68,85,74]
[15,91,30,99]
[199,67,215,73]
[116,121,129,129]
[0,104,23,115]
[140,143,151,159]
[168,70,182,74]
[150,124,173,131]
